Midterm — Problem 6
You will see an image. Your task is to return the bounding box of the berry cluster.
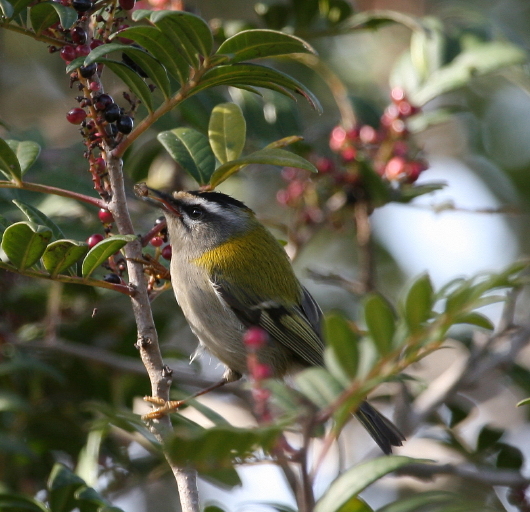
[276,88,428,232]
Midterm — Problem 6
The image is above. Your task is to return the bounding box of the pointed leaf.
[314,456,427,512]
[209,147,317,188]
[0,137,22,182]
[5,140,41,175]
[208,103,246,164]
[81,234,137,277]
[48,463,86,512]
[195,64,322,113]
[85,43,171,98]
[324,313,359,378]
[377,491,458,512]
[0,493,49,512]
[412,42,527,106]
[404,273,433,333]
[97,59,154,112]
[0,0,14,19]
[8,0,34,18]
[30,1,77,34]
[158,128,215,186]
[1,222,52,270]
[150,10,213,64]
[364,293,396,355]
[294,367,344,408]
[130,8,151,21]
[65,56,85,74]
[217,29,316,63]
[42,239,89,277]
[453,312,494,330]
[12,200,64,240]
[110,26,190,84]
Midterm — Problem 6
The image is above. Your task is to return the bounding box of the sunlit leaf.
[29,1,77,34]
[364,293,396,355]
[324,313,359,378]
[217,29,315,63]
[158,127,215,186]
[0,137,22,182]
[404,273,433,333]
[208,103,246,164]
[12,199,64,240]
[314,456,428,512]
[5,140,40,176]
[209,147,317,188]
[1,222,52,270]
[81,234,137,277]
[42,239,89,277]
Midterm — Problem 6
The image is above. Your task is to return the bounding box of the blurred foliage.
[2,0,530,511]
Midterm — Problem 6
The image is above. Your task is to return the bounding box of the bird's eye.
[188,206,204,220]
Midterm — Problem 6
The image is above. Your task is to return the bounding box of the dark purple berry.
[72,0,92,12]
[116,115,133,134]
[103,273,121,284]
[71,26,87,44]
[79,63,97,78]
[94,94,113,111]
[103,103,121,123]
[161,245,172,260]
[60,45,76,62]
[119,0,135,9]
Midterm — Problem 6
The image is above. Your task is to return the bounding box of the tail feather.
[355,401,405,455]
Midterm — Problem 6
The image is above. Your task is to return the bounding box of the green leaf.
[85,43,171,98]
[157,128,215,186]
[48,464,86,512]
[453,311,494,330]
[0,493,49,512]
[29,1,77,34]
[357,162,390,206]
[150,10,213,64]
[81,234,137,278]
[364,293,396,355]
[195,63,322,113]
[314,456,427,512]
[217,29,315,63]
[12,199,64,240]
[42,239,89,277]
[0,0,14,19]
[0,136,22,182]
[1,222,52,270]
[377,491,460,512]
[404,273,433,333]
[337,496,373,512]
[110,26,190,84]
[209,147,317,188]
[208,103,246,164]
[412,42,527,106]
[8,0,34,18]
[65,56,85,74]
[5,140,41,175]
[294,367,344,408]
[96,59,154,112]
[324,313,359,378]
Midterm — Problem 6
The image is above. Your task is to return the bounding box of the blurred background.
[2,0,530,511]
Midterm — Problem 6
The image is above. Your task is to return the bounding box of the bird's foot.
[141,396,184,420]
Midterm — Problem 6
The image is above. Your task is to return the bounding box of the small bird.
[138,185,405,454]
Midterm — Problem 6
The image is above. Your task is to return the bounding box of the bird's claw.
[141,396,184,420]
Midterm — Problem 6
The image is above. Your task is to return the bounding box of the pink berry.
[87,233,104,248]
[391,87,405,103]
[405,160,428,182]
[281,167,298,181]
[150,236,164,247]
[89,81,100,91]
[243,327,268,348]
[161,245,172,260]
[251,387,271,402]
[315,157,334,173]
[359,125,378,144]
[329,126,347,151]
[93,157,106,172]
[98,209,113,223]
[276,189,290,206]
[66,108,87,124]
[252,362,272,380]
[60,45,76,62]
[384,156,406,180]
[397,100,413,117]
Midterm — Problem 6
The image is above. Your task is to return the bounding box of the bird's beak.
[134,183,181,217]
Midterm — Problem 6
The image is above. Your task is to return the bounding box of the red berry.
[87,233,104,248]
[161,245,172,260]
[93,157,106,172]
[393,140,408,157]
[315,157,334,173]
[90,40,103,50]
[66,108,87,124]
[252,362,272,380]
[341,147,357,162]
[60,45,76,62]
[243,327,268,348]
[150,236,164,247]
[75,45,91,57]
[405,160,428,182]
[384,156,406,180]
[119,0,135,9]
[98,208,113,223]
